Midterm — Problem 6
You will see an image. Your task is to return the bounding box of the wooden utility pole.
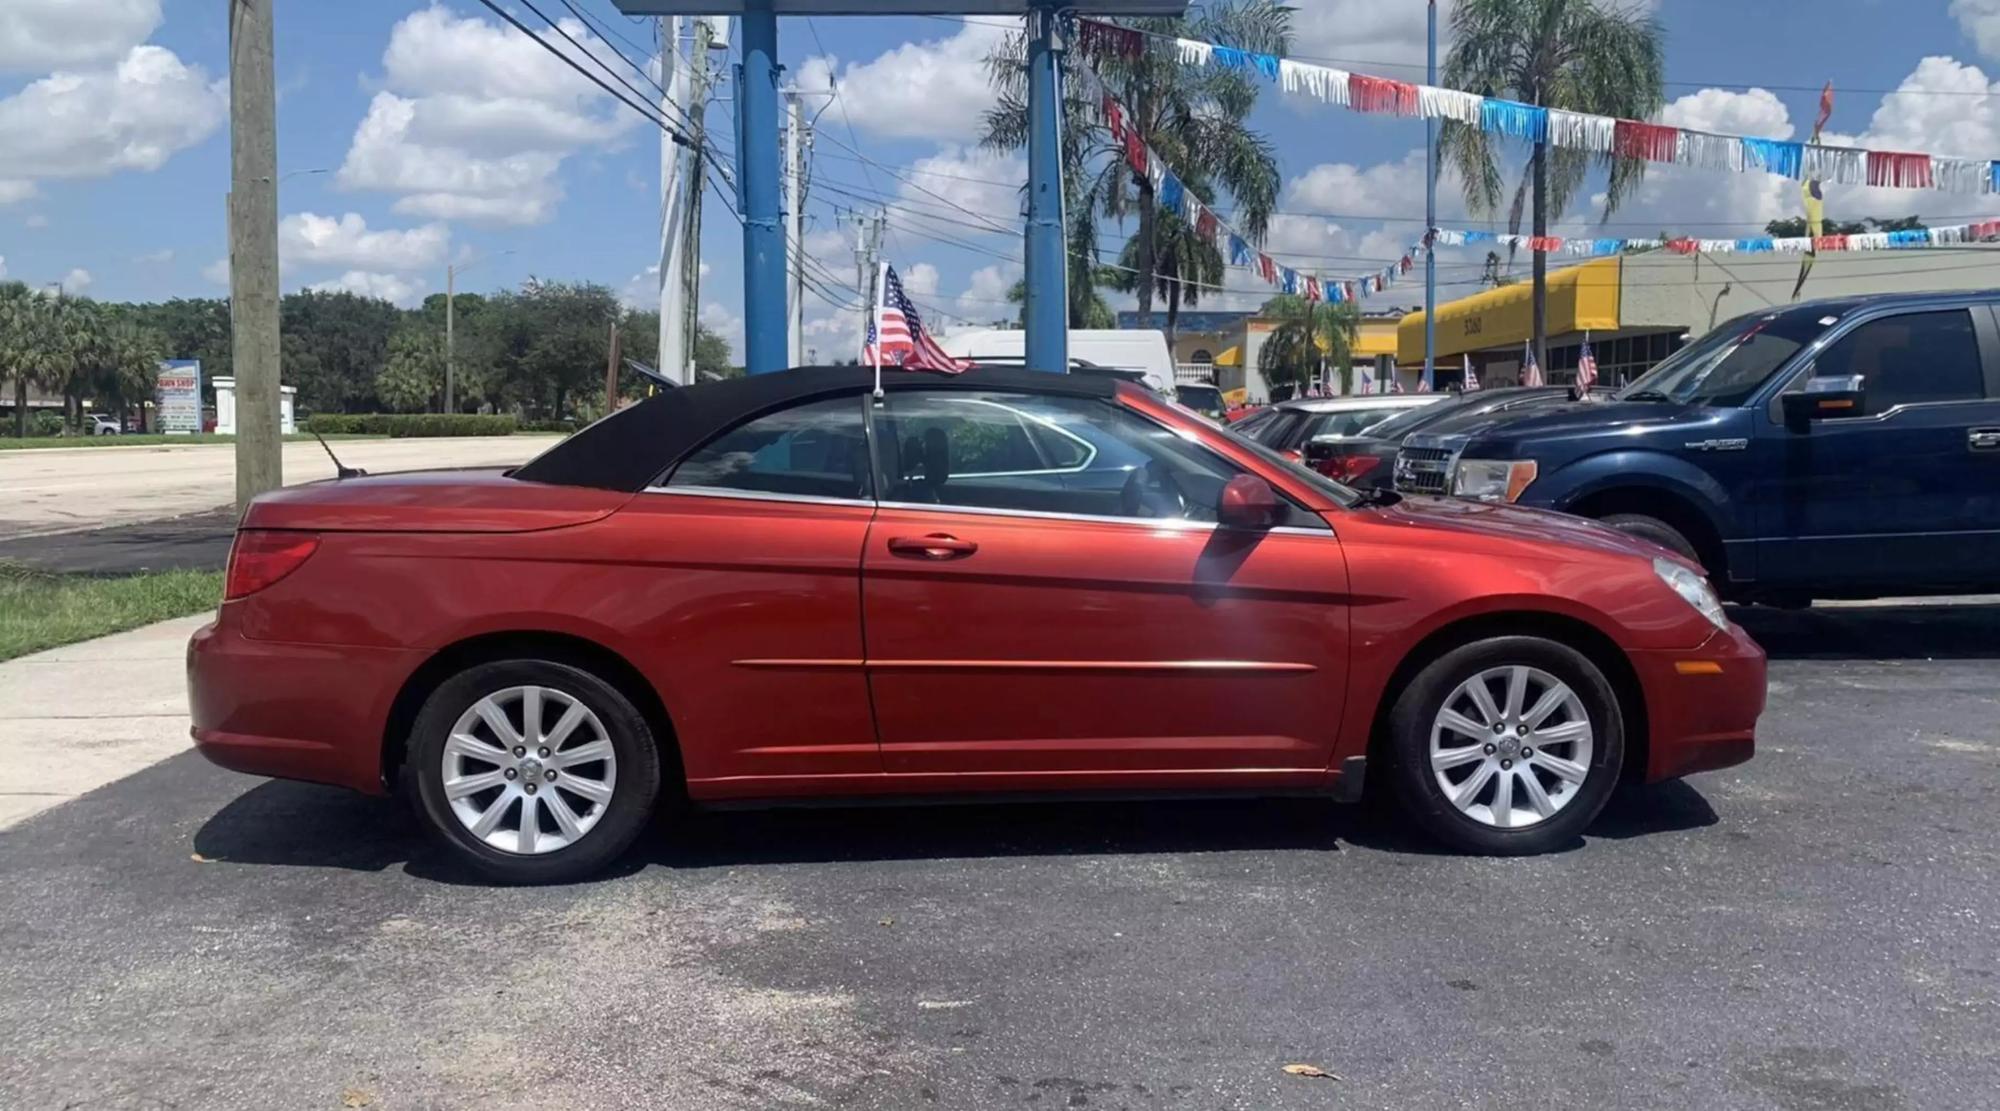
[604,319,621,414]
[229,0,281,507]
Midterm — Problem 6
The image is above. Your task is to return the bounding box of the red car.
[189,368,1764,882]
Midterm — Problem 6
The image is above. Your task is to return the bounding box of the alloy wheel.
[441,685,618,855]
[1428,665,1594,830]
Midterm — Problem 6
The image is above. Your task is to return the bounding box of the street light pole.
[444,251,512,412]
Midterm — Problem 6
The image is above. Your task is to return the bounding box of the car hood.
[1361,494,1680,563]
[1447,399,1708,449]
[240,468,631,533]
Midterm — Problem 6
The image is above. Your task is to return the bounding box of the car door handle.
[886,534,979,560]
[1970,427,2000,453]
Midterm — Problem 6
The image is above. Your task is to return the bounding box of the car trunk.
[237,468,632,533]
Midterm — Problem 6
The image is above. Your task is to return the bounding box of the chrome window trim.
[637,487,1335,536]
[641,485,875,510]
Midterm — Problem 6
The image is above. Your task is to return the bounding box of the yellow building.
[1119,308,1412,402]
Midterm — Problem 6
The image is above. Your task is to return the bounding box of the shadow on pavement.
[0,509,236,575]
[1731,600,2000,661]
[192,776,1720,882]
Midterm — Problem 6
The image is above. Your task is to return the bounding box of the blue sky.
[6,0,2000,360]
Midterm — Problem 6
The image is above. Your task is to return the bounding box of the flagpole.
[1423,0,1437,387]
[871,260,889,400]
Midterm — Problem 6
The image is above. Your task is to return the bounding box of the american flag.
[1520,340,1545,387]
[1462,353,1480,391]
[1576,334,1599,391]
[865,263,970,372]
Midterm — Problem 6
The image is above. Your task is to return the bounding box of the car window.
[1619,306,1847,407]
[874,391,1253,523]
[1812,309,1986,415]
[1301,406,1408,440]
[666,395,872,501]
[1232,408,1278,435]
[1252,409,1306,447]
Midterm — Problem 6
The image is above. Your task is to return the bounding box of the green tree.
[126,297,231,380]
[376,323,445,412]
[70,305,166,429]
[1439,0,1665,368]
[0,282,56,438]
[1006,276,1117,330]
[480,280,620,417]
[42,294,97,433]
[693,324,734,380]
[1258,294,1360,394]
[280,290,403,413]
[983,2,1290,346]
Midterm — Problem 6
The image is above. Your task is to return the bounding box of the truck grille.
[1395,447,1455,495]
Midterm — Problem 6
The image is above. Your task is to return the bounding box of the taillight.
[1317,455,1385,483]
[225,531,320,600]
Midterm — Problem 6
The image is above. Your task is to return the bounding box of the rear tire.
[406,659,661,884]
[1599,512,1699,564]
[1385,636,1623,855]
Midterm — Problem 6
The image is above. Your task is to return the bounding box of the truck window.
[1812,309,1985,415]
[1619,307,1847,407]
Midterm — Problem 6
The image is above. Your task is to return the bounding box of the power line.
[471,0,693,149]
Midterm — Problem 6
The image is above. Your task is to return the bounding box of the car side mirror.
[1217,474,1282,530]
[1782,372,1866,426]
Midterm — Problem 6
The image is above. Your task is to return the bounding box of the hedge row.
[302,413,520,437]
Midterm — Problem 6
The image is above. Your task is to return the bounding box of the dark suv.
[1397,292,2000,603]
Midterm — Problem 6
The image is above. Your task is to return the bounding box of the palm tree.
[1103,211,1226,345]
[1258,294,1360,395]
[983,2,1289,347]
[0,283,84,438]
[45,295,101,433]
[1439,0,1664,368]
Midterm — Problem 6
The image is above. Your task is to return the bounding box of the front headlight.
[1452,458,1539,502]
[1653,557,1728,630]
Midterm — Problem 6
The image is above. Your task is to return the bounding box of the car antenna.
[312,430,366,479]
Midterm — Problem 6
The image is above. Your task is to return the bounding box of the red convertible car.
[189,368,1764,882]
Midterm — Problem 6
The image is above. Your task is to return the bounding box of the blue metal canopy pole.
[1424,0,1437,386]
[739,3,787,374]
[1023,2,1069,373]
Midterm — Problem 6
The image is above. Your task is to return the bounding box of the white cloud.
[903,262,941,297]
[336,4,643,226]
[308,270,427,306]
[1290,0,1443,74]
[0,0,159,73]
[1953,0,2000,60]
[802,19,1011,142]
[0,256,7,279]
[698,300,743,362]
[957,261,1020,318]
[619,263,661,310]
[60,267,92,294]
[202,257,229,286]
[133,247,172,264]
[278,212,449,272]
[0,180,35,205]
[24,213,46,229]
[897,145,1026,234]
[0,45,224,183]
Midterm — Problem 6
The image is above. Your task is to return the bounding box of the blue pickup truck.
[1397,291,2000,604]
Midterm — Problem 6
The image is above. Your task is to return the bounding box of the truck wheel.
[1385,636,1624,855]
[1599,512,1699,564]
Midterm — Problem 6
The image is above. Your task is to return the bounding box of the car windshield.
[1360,397,1475,440]
[1616,306,1849,407]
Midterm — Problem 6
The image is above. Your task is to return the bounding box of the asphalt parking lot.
[4,604,1998,1110]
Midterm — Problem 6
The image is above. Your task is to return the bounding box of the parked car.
[1396,292,2000,603]
[1304,387,1610,488]
[1234,393,1442,460]
[1173,381,1228,420]
[189,366,1764,882]
[88,413,121,436]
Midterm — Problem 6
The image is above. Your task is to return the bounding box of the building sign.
[156,360,202,434]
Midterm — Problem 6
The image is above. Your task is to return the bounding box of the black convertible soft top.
[511,365,1120,492]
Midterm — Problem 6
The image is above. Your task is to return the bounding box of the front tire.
[1599,512,1698,564]
[1385,636,1623,855]
[406,659,661,884]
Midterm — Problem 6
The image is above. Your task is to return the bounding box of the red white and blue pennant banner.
[1436,220,2000,256]
[1080,19,2000,196]
[1087,63,1426,304]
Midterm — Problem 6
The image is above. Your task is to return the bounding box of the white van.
[940,329,1177,395]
